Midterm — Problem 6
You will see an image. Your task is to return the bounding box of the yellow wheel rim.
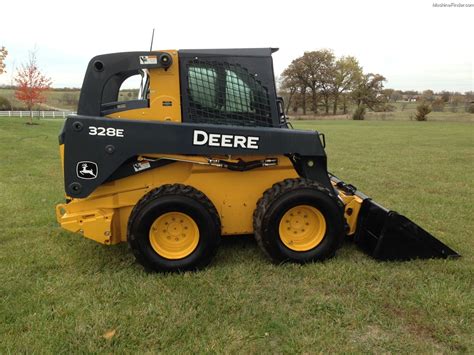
[149,212,199,259]
[279,205,326,252]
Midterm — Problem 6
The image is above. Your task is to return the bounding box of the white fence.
[0,111,75,118]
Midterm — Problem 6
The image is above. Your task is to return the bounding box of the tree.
[450,94,464,113]
[0,96,11,110]
[340,92,351,114]
[440,91,451,102]
[280,64,301,115]
[415,103,431,121]
[282,57,309,115]
[279,49,387,117]
[352,73,387,111]
[14,52,52,124]
[464,91,474,102]
[390,90,403,102]
[431,98,445,112]
[403,90,418,101]
[300,49,335,114]
[421,90,435,102]
[62,92,78,106]
[0,46,7,75]
[381,88,394,102]
[352,104,366,120]
[330,56,362,115]
[467,103,474,114]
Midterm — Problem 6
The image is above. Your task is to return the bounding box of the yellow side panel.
[58,156,299,243]
[107,50,181,122]
[186,162,298,235]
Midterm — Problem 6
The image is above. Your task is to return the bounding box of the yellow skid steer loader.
[56,48,459,271]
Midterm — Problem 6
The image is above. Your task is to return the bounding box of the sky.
[0,0,472,92]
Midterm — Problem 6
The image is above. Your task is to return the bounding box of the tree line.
[278,49,474,118]
[279,49,389,118]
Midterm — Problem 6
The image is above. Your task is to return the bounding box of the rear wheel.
[254,178,345,264]
[128,184,221,272]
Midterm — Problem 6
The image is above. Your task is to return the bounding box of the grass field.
[290,101,474,122]
[0,117,473,353]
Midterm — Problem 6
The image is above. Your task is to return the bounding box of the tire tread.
[127,184,221,271]
[253,178,343,263]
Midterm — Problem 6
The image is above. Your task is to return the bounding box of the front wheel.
[127,184,221,272]
[253,178,345,264]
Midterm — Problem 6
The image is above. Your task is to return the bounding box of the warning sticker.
[139,56,157,65]
[133,161,151,172]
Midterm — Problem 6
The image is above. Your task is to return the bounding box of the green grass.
[0,117,473,353]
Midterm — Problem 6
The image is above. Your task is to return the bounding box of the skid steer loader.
[56,48,459,271]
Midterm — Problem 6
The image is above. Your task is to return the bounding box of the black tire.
[127,184,221,272]
[253,178,345,264]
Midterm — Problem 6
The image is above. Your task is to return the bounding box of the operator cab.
[77,48,285,127]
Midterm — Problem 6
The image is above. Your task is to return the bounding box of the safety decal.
[133,161,151,172]
[139,55,157,65]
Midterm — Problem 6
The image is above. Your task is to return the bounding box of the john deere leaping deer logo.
[76,161,98,180]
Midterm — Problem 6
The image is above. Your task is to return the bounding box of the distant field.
[1,88,473,122]
[0,117,472,353]
[0,88,80,111]
[290,101,474,122]
[0,88,139,111]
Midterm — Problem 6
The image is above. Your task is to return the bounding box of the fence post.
[9,111,11,117]
[20,111,22,118]
[42,111,45,118]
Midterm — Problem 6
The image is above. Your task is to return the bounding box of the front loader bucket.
[354,199,460,261]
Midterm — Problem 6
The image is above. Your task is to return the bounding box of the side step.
[354,199,460,261]
[330,174,460,261]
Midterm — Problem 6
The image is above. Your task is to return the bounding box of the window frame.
[179,51,280,128]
